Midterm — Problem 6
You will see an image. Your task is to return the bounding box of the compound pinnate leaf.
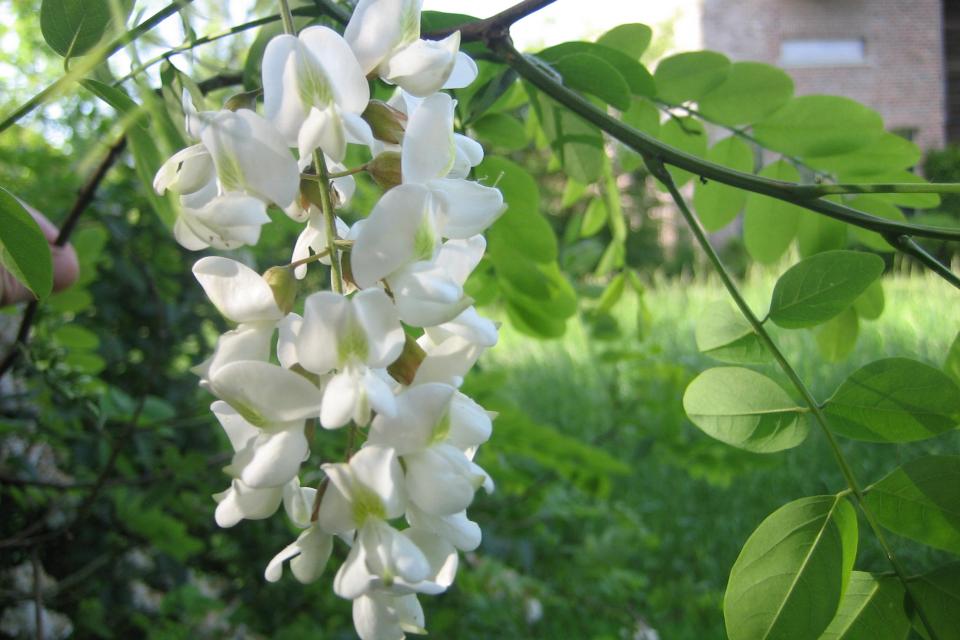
[753,95,885,158]
[820,572,909,640]
[550,53,632,111]
[865,456,960,555]
[596,23,653,60]
[40,0,131,58]
[0,187,53,301]
[743,161,804,264]
[724,495,858,640]
[768,250,884,329]
[698,62,794,126]
[693,136,755,231]
[909,563,960,640]
[823,358,960,442]
[694,302,770,365]
[654,50,730,104]
[683,367,808,453]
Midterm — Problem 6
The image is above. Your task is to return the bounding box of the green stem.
[887,235,960,288]
[278,0,297,35]
[0,0,195,133]
[287,248,331,270]
[647,155,940,640]
[313,151,344,294]
[796,183,960,197]
[487,38,960,244]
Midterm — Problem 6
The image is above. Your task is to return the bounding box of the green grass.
[431,270,959,640]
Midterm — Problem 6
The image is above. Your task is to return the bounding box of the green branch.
[486,38,960,244]
[646,155,941,640]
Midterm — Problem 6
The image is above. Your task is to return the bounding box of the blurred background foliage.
[1,1,959,639]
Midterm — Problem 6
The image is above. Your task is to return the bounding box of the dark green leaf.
[946,332,960,386]
[820,572,910,640]
[853,280,885,320]
[698,62,794,126]
[0,187,53,301]
[807,133,921,177]
[471,113,528,151]
[743,161,804,263]
[753,96,884,158]
[724,495,858,640]
[823,358,960,442]
[816,307,859,362]
[768,250,885,328]
[596,23,653,60]
[479,156,555,263]
[654,51,730,104]
[40,0,131,58]
[551,53,632,110]
[797,209,847,257]
[865,456,960,554]
[539,42,655,98]
[909,563,960,640]
[694,302,770,365]
[683,367,808,452]
[693,136,755,231]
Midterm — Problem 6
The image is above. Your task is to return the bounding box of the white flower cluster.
[154,1,505,638]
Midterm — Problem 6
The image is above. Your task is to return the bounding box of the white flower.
[214,401,308,489]
[353,592,425,640]
[265,525,334,584]
[412,308,498,386]
[213,478,285,528]
[297,290,405,428]
[262,27,373,162]
[344,0,477,97]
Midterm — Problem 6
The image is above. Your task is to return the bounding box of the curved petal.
[299,26,370,113]
[405,445,481,516]
[351,184,434,288]
[298,105,346,164]
[335,542,374,600]
[428,179,505,238]
[261,33,305,145]
[197,324,274,383]
[359,519,430,584]
[401,93,455,185]
[352,288,405,368]
[368,383,455,455]
[447,392,492,449]
[211,361,323,424]
[403,528,458,588]
[449,133,484,179]
[350,445,406,519]
[173,215,212,251]
[344,0,414,74]
[214,479,283,527]
[317,476,356,534]
[363,368,397,419]
[192,257,282,324]
[240,422,309,488]
[212,400,259,452]
[320,369,360,429]
[444,50,478,89]
[406,505,481,551]
[277,313,302,368]
[382,33,461,97]
[298,291,350,374]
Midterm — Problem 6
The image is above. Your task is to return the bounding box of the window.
[779,39,866,67]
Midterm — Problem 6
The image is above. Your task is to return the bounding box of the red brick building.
[701,0,959,151]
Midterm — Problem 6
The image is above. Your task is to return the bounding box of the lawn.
[433,268,960,639]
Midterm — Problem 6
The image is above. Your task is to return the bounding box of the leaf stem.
[287,248,331,270]
[647,155,940,640]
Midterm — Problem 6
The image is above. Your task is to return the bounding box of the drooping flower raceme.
[156,1,500,637]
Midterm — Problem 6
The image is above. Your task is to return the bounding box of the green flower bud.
[362,100,407,145]
[366,151,402,190]
[262,266,298,314]
[386,333,427,385]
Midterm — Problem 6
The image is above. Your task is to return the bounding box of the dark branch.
[887,235,960,288]
[425,0,558,43]
[485,37,960,245]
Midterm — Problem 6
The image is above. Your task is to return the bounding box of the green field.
[433,270,960,639]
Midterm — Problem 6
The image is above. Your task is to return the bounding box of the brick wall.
[702,0,947,151]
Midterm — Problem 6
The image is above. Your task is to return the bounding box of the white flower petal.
[300,26,370,113]
[402,93,455,184]
[368,383,455,455]
[428,179,505,238]
[383,34,460,97]
[406,504,481,551]
[211,361,322,424]
[277,313,302,368]
[447,392,492,450]
[212,400,258,452]
[351,183,434,288]
[405,445,481,516]
[350,445,406,519]
[298,291,350,374]
[240,422,308,488]
[352,289,405,368]
[193,257,282,324]
[214,479,283,527]
[320,369,361,429]
[343,0,414,74]
[444,51,478,89]
[262,34,305,145]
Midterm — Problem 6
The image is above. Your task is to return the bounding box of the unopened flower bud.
[223,89,261,112]
[263,266,298,314]
[386,333,427,385]
[366,152,402,190]
[362,100,407,144]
